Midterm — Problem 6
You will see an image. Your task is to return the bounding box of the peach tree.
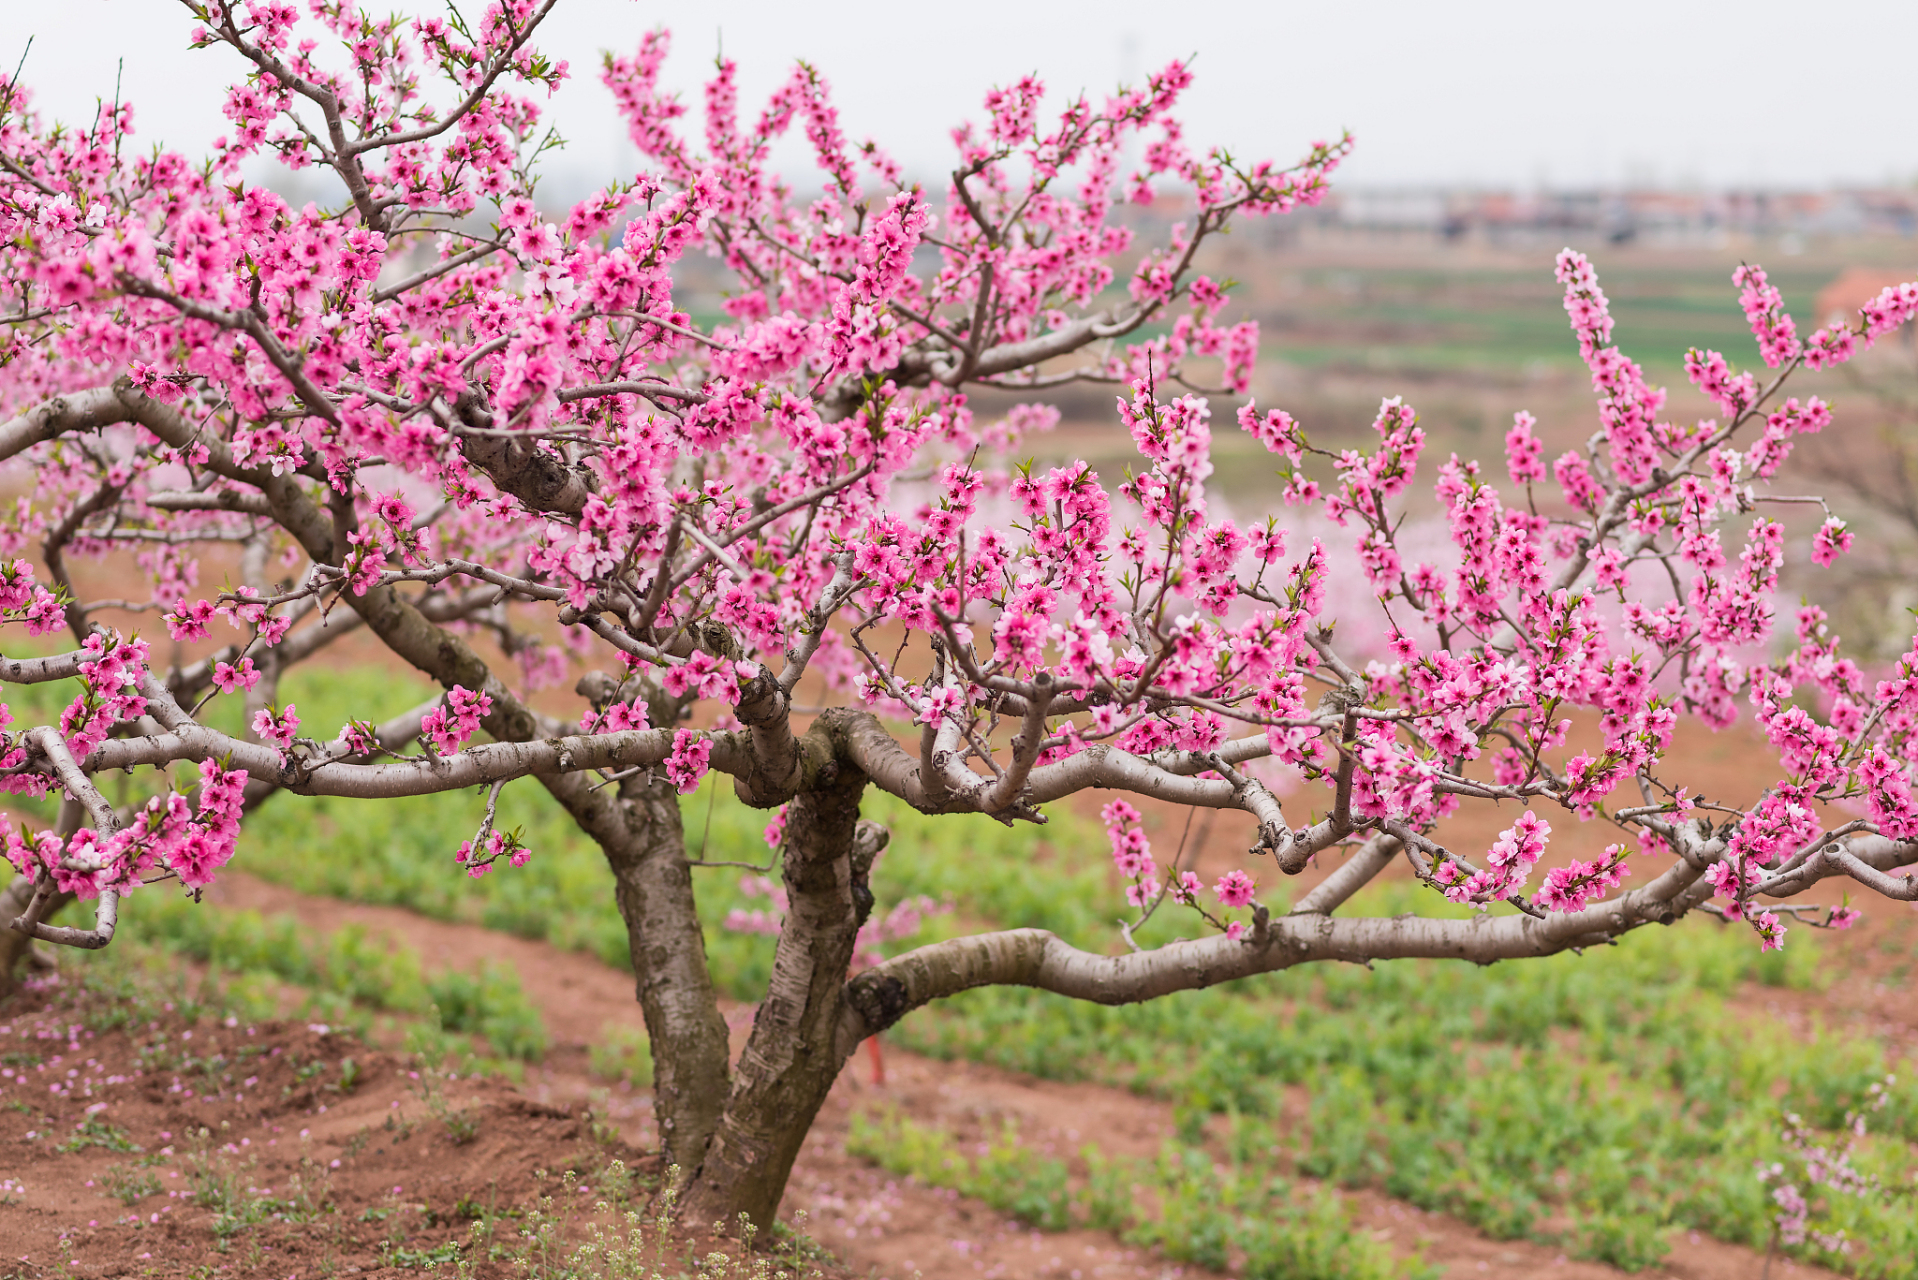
[0,0,1915,1227]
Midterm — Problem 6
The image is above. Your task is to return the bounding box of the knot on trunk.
[850,819,890,876]
[844,971,912,1038]
[453,393,599,517]
[733,665,787,729]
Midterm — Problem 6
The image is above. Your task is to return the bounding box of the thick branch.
[0,386,129,458]
[841,851,1708,1045]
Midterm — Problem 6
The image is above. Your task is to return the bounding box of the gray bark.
[607,750,735,1173]
[679,754,884,1229]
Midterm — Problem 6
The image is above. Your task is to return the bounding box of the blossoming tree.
[1,0,1916,1228]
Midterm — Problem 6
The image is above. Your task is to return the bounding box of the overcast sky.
[9,0,1917,191]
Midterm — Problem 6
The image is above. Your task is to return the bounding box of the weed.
[101,1163,163,1205]
[341,1125,375,1160]
[885,878,1918,1277]
[428,964,550,1061]
[458,1162,820,1280]
[100,888,552,1063]
[175,1123,333,1245]
[383,1107,418,1141]
[848,1107,1069,1230]
[383,1238,461,1269]
[57,1116,141,1153]
[591,1156,644,1205]
[847,1106,1418,1280]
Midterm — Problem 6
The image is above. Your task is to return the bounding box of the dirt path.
[201,871,1846,1280]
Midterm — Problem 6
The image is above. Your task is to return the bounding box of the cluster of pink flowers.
[1733,263,1801,367]
[1101,800,1160,907]
[1213,869,1257,909]
[1810,516,1853,568]
[1,761,247,895]
[420,685,492,755]
[579,698,650,734]
[665,728,713,794]
[1807,280,1918,368]
[1534,844,1632,914]
[250,704,300,757]
[1558,249,1665,485]
[1436,810,1551,907]
[210,656,260,694]
[455,828,534,877]
[45,633,155,770]
[660,653,739,702]
[0,560,66,636]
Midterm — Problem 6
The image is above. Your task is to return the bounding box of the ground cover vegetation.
[119,887,553,1062]
[3,0,1918,1240]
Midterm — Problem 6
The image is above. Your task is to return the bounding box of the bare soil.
[0,985,661,1277]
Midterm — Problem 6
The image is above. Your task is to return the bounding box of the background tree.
[1,0,1916,1230]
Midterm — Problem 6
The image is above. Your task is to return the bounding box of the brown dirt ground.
[8,819,1893,1280]
[0,983,668,1278]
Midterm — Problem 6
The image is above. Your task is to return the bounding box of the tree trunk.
[600,765,734,1173]
[0,873,62,1000]
[678,761,885,1230]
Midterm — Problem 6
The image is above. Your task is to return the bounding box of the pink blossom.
[251,705,299,753]
[1811,517,1853,566]
[1213,869,1257,908]
[1101,799,1155,883]
[665,729,712,794]
[421,685,492,755]
[1534,845,1631,913]
[211,657,261,695]
[1504,411,1544,484]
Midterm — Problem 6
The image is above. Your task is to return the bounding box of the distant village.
[1303,186,1918,246]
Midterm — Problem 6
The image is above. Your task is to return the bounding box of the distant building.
[1292,186,1918,247]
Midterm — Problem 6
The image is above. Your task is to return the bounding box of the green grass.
[102,887,550,1061]
[890,887,1918,1276]
[1257,256,1841,383]
[847,1106,1431,1280]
